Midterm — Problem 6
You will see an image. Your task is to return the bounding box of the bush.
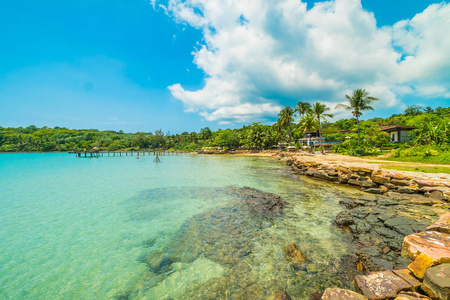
[348,146,369,156]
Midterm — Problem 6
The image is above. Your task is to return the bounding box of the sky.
[0,0,449,133]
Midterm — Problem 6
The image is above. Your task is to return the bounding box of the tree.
[296,102,312,119]
[365,126,390,148]
[278,106,295,144]
[404,105,424,116]
[312,102,333,154]
[336,88,379,145]
[298,113,318,152]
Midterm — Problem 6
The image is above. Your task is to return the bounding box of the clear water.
[0,153,365,299]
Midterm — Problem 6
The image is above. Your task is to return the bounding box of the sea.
[0,153,366,299]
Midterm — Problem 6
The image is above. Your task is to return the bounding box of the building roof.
[380,125,418,132]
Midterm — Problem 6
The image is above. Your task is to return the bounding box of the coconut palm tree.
[298,113,319,152]
[278,106,295,144]
[312,102,333,154]
[296,102,312,119]
[335,89,379,145]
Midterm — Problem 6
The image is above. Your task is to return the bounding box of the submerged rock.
[335,211,355,227]
[284,244,307,267]
[236,186,284,214]
[269,291,292,300]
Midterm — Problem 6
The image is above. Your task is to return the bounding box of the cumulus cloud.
[158,0,450,123]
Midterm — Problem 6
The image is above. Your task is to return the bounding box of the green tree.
[404,105,424,116]
[298,113,318,152]
[278,106,295,144]
[312,102,333,154]
[296,102,312,119]
[364,126,390,148]
[336,88,379,145]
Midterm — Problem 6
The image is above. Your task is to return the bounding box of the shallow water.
[0,153,366,299]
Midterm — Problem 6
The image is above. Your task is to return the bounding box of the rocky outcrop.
[402,231,450,279]
[322,288,368,299]
[236,186,284,214]
[286,157,450,202]
[422,263,450,300]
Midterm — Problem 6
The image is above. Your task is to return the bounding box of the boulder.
[284,244,307,266]
[354,270,413,299]
[239,187,284,214]
[349,179,362,186]
[426,213,450,234]
[422,263,450,300]
[335,211,355,227]
[394,292,431,299]
[321,288,368,300]
[402,231,450,279]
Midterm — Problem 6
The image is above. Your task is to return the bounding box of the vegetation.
[1,96,448,165]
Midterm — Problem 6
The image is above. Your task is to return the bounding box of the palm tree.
[298,113,318,152]
[296,102,312,119]
[278,106,295,144]
[312,102,333,154]
[335,89,379,145]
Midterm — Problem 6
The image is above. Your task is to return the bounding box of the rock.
[321,288,368,300]
[422,263,450,300]
[349,179,362,186]
[394,292,431,299]
[414,180,450,188]
[391,179,411,187]
[340,198,358,209]
[327,170,338,177]
[429,191,445,200]
[380,185,389,192]
[335,211,355,227]
[426,213,450,234]
[372,258,394,270]
[349,167,373,174]
[361,181,378,189]
[398,187,419,194]
[365,188,385,195]
[239,187,284,214]
[354,270,413,299]
[385,217,419,236]
[372,175,391,185]
[284,244,307,266]
[402,231,450,279]
[270,291,292,300]
[392,269,422,292]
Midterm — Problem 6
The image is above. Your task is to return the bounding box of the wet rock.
[426,213,450,234]
[394,292,431,299]
[340,198,358,209]
[335,211,355,227]
[422,263,450,300]
[402,231,450,279]
[356,252,384,272]
[284,244,307,266]
[384,217,419,236]
[321,288,368,300]
[372,258,394,270]
[354,270,413,299]
[392,269,422,292]
[350,220,372,234]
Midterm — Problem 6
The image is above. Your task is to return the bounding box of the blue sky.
[0,0,448,133]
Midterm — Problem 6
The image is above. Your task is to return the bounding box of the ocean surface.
[0,153,366,299]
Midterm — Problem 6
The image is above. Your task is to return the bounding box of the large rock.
[321,288,368,300]
[392,269,422,292]
[354,270,413,299]
[238,187,284,214]
[426,213,450,234]
[422,263,450,300]
[372,175,391,185]
[402,231,450,279]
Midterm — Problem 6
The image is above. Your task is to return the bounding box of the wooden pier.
[73,150,184,158]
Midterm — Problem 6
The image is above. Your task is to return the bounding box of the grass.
[381,165,450,174]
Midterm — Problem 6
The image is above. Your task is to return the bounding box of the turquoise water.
[0,153,365,299]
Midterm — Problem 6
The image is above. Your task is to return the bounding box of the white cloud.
[159,0,450,123]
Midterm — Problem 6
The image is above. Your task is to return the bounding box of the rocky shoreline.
[283,155,450,300]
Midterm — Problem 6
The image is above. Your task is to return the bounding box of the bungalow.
[380,125,417,143]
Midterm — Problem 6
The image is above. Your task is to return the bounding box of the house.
[380,125,417,143]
